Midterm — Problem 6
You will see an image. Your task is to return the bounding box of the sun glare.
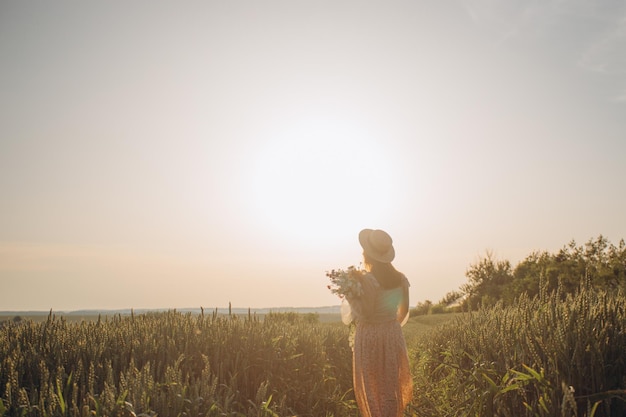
[247,118,396,246]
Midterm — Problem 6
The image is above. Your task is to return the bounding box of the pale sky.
[1,0,625,311]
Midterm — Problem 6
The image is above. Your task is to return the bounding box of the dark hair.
[363,252,404,289]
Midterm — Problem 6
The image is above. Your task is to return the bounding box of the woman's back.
[359,273,408,323]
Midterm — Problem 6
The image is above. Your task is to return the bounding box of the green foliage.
[411,291,464,316]
[461,236,626,309]
[411,300,433,316]
[428,303,448,315]
[410,282,626,417]
[462,250,514,309]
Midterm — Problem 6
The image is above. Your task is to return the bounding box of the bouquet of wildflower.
[326,265,364,299]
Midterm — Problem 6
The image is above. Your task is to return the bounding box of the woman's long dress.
[345,273,413,417]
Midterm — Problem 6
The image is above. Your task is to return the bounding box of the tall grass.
[2,283,624,416]
[410,281,626,417]
[0,311,355,417]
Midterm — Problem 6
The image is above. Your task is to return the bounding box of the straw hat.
[359,228,395,263]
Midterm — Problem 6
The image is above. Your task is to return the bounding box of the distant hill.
[1,305,342,317]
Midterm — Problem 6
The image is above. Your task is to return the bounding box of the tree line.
[413,235,626,314]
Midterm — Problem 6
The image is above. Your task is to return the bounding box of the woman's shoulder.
[399,273,410,288]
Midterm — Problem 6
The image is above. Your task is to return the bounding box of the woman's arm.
[397,285,409,323]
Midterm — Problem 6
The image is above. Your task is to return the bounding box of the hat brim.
[359,228,395,263]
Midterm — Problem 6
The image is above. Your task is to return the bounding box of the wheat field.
[1,284,624,416]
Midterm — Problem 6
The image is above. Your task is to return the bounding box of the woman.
[344,228,413,417]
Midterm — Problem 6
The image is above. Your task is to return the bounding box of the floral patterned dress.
[344,273,413,417]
